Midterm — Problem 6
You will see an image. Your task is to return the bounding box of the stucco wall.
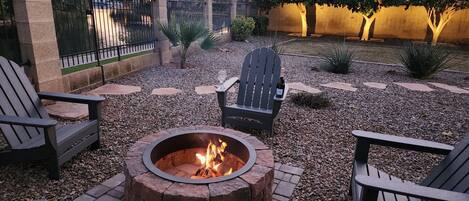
[267,4,469,43]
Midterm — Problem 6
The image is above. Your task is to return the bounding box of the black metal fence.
[0,0,21,63]
[212,0,231,31]
[52,0,156,69]
[167,0,205,25]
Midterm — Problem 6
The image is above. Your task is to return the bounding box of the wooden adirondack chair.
[0,56,105,180]
[216,47,287,134]
[351,130,469,201]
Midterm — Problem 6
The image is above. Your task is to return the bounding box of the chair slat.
[8,59,49,119]
[243,48,261,107]
[260,51,274,109]
[389,176,409,201]
[367,165,385,201]
[237,52,252,105]
[0,90,22,147]
[378,170,398,201]
[0,58,39,142]
[267,56,281,109]
[422,135,469,193]
[252,48,268,108]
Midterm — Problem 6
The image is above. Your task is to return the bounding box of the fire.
[192,139,233,179]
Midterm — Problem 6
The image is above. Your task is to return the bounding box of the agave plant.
[400,44,451,79]
[158,19,217,68]
[319,45,354,74]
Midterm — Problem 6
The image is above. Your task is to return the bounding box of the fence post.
[13,0,64,92]
[205,0,213,30]
[152,0,172,65]
[230,0,237,20]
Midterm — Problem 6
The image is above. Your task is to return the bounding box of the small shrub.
[291,92,331,109]
[231,17,255,41]
[270,31,283,54]
[252,16,269,35]
[400,44,451,79]
[319,45,354,74]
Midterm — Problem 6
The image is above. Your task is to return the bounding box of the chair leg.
[48,157,60,180]
[90,140,101,150]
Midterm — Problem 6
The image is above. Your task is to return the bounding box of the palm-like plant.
[158,19,217,68]
[400,44,451,79]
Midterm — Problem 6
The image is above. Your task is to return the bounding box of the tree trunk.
[298,4,307,37]
[431,28,443,46]
[180,48,187,69]
[361,15,376,41]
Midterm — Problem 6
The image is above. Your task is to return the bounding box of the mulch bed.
[0,36,468,200]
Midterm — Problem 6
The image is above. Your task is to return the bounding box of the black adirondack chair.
[216,47,287,134]
[0,56,105,180]
[351,130,469,201]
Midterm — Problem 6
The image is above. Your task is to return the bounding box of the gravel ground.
[0,36,468,200]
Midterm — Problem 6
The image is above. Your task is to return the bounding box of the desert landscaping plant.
[252,16,269,35]
[158,19,216,68]
[291,92,331,109]
[231,17,256,41]
[400,44,451,79]
[319,45,354,74]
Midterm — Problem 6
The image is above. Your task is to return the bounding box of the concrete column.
[13,0,64,92]
[230,0,237,20]
[204,0,213,30]
[152,0,171,64]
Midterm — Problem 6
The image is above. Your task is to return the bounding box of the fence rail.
[53,0,156,69]
[167,0,205,25]
[0,0,21,63]
[212,0,231,31]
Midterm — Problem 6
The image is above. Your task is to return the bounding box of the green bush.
[252,16,269,35]
[400,44,451,79]
[231,17,255,41]
[319,45,354,74]
[291,92,331,109]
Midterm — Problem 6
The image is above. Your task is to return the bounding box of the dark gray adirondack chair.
[351,130,469,201]
[216,47,287,134]
[0,56,105,180]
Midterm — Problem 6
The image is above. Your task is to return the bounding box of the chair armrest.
[355,175,469,201]
[352,130,454,155]
[216,77,239,93]
[38,92,105,104]
[0,115,57,128]
[273,85,289,102]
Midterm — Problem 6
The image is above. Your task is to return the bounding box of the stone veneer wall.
[62,52,160,92]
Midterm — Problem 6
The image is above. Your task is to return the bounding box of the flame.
[193,139,233,178]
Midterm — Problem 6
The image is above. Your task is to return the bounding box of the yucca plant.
[400,44,451,79]
[319,45,354,74]
[158,19,217,68]
[291,92,331,109]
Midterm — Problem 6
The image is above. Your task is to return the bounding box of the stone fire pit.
[124,126,274,201]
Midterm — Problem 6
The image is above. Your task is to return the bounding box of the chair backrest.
[0,56,49,148]
[421,134,469,193]
[236,48,281,110]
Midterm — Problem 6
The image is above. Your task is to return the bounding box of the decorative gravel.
[1,36,468,200]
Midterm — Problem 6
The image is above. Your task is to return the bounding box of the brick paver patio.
[73,163,304,201]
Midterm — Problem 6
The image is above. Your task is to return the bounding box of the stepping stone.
[88,84,141,95]
[320,82,357,92]
[394,83,434,92]
[363,82,387,89]
[46,102,88,120]
[428,82,469,94]
[287,82,322,94]
[151,88,182,96]
[195,85,216,95]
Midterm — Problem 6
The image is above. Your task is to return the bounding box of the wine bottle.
[276,77,285,98]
